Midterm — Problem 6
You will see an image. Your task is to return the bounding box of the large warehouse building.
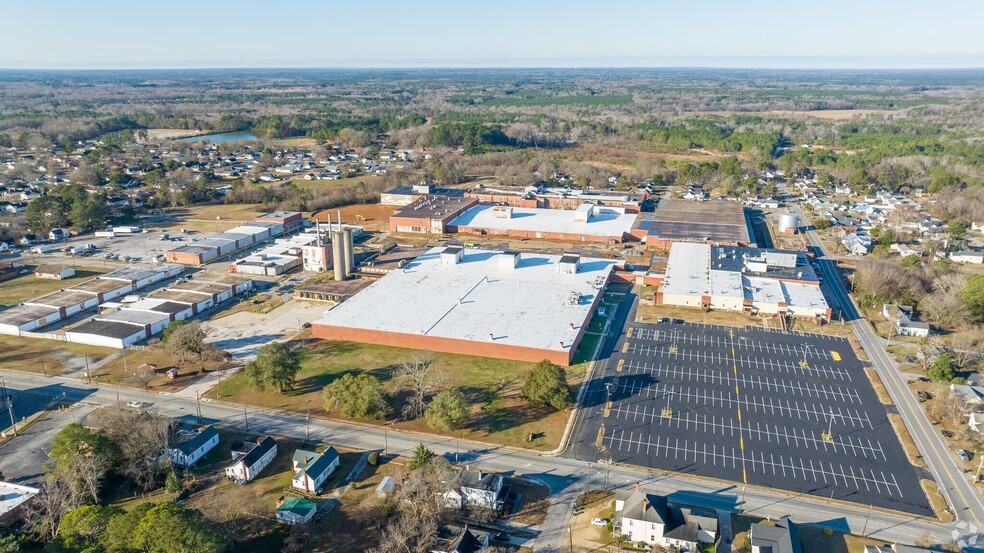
[0,264,184,336]
[389,196,479,234]
[312,246,616,365]
[447,203,637,243]
[630,199,755,249]
[165,211,301,266]
[658,243,830,321]
[66,273,253,348]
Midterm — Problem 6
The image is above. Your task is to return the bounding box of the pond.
[178,130,258,143]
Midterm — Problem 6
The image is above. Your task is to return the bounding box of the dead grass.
[209,339,584,450]
[508,478,551,525]
[0,334,116,375]
[0,265,110,306]
[921,479,955,523]
[798,524,889,553]
[93,348,225,392]
[889,413,926,468]
[865,368,893,405]
[570,490,616,552]
[311,202,396,232]
[213,293,283,319]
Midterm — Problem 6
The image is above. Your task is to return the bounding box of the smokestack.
[342,228,354,278]
[332,231,345,281]
[337,209,342,232]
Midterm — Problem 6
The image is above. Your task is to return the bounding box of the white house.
[613,490,717,550]
[442,469,506,511]
[48,228,70,241]
[291,447,339,494]
[225,436,277,483]
[166,426,219,468]
[951,250,984,264]
[882,304,930,338]
[275,497,317,525]
[841,233,872,255]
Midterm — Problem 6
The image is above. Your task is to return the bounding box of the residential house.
[166,426,219,468]
[890,243,922,258]
[881,304,930,338]
[276,497,317,525]
[841,233,872,255]
[443,469,507,511]
[48,228,71,241]
[951,250,984,264]
[35,265,75,280]
[613,490,717,550]
[750,515,802,553]
[430,525,490,553]
[225,436,277,483]
[291,446,339,494]
[0,481,40,526]
[949,384,984,410]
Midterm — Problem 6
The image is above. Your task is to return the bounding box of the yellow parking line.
[831,351,841,361]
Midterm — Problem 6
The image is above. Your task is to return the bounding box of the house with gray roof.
[750,515,802,553]
[166,425,219,467]
[291,446,339,494]
[613,490,717,550]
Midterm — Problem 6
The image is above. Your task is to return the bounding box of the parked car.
[957,449,972,462]
[492,532,509,542]
[672,319,684,324]
[657,317,669,323]
[942,430,954,438]
[916,391,931,401]
[591,518,609,526]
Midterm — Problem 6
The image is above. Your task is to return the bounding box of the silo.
[778,212,799,235]
[331,231,345,280]
[342,228,354,279]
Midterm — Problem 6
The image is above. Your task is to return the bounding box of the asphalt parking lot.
[569,320,932,516]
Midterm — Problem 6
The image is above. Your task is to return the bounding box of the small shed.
[376,475,397,498]
[35,265,75,280]
[165,368,179,380]
[276,497,317,525]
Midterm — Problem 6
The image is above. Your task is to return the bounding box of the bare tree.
[97,408,175,491]
[368,458,456,553]
[395,355,449,420]
[23,478,80,541]
[134,364,156,388]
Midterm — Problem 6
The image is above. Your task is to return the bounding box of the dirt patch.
[864,368,893,405]
[888,413,926,468]
[921,479,955,523]
[311,202,396,232]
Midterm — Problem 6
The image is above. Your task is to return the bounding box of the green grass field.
[209,340,585,450]
[0,265,109,307]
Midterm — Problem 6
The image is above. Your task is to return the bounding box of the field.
[290,174,384,192]
[208,339,586,450]
[149,204,269,233]
[0,265,109,306]
[91,348,227,392]
[0,334,116,375]
[311,202,396,232]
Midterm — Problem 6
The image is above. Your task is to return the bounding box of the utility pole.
[115,381,121,409]
[196,391,202,423]
[121,346,129,373]
[861,503,873,537]
[38,352,47,377]
[243,402,249,431]
[455,436,459,465]
[976,453,984,482]
[83,355,91,384]
[383,428,388,455]
[1,380,15,437]
[306,410,310,443]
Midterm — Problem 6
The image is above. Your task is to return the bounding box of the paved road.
[0,369,972,550]
[791,199,984,531]
[0,400,99,485]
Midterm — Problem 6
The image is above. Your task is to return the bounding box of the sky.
[2,0,983,69]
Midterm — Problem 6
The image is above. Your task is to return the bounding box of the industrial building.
[312,246,616,365]
[65,273,253,348]
[466,185,643,212]
[388,196,479,234]
[630,199,755,249]
[0,264,184,336]
[165,212,301,265]
[657,243,830,321]
[380,182,465,206]
[230,234,320,276]
[447,203,638,243]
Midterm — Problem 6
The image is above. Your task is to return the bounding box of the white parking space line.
[605,433,902,496]
[633,326,840,358]
[624,343,851,381]
[622,360,860,403]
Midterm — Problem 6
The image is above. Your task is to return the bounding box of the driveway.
[202,299,327,361]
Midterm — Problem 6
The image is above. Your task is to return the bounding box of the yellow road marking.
[831,351,841,361]
[627,327,633,338]
[604,401,612,418]
[617,359,624,372]
[622,342,628,353]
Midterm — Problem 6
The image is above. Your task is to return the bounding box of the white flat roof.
[99,308,170,326]
[710,269,743,299]
[450,204,636,238]
[662,243,712,296]
[0,481,38,517]
[314,247,615,352]
[744,276,784,304]
[781,280,830,310]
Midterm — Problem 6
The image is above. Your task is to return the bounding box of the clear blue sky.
[2,0,983,69]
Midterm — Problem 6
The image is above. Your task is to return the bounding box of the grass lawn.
[212,292,284,319]
[92,348,226,392]
[209,340,585,450]
[0,265,109,306]
[291,174,383,192]
[0,334,116,375]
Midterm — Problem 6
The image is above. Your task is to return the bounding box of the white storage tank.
[778,212,799,235]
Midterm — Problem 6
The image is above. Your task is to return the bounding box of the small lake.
[178,130,258,143]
